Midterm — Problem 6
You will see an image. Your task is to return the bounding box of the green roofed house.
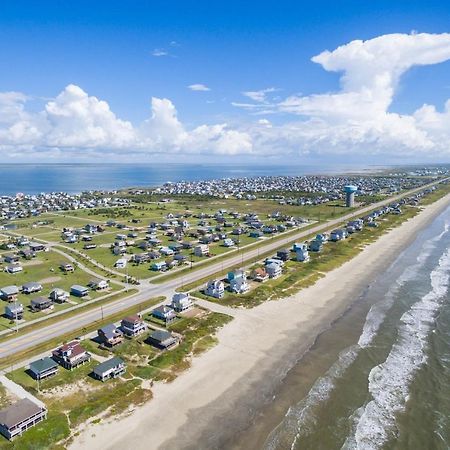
[29,357,58,380]
[92,357,126,382]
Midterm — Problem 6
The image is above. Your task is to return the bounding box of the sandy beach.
[70,193,450,450]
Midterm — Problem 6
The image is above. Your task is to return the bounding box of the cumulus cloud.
[188,84,211,92]
[151,49,169,57]
[2,32,450,160]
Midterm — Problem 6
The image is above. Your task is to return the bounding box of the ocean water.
[0,163,376,195]
[231,204,450,450]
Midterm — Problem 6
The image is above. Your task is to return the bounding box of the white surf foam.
[347,247,450,450]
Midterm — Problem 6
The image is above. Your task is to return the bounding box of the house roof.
[122,315,143,324]
[153,305,174,315]
[99,324,122,340]
[71,285,88,291]
[1,286,19,295]
[31,296,50,305]
[30,357,57,374]
[93,357,124,375]
[149,330,173,342]
[22,282,41,289]
[0,399,43,429]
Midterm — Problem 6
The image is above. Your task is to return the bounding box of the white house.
[228,269,249,294]
[114,258,127,269]
[205,279,225,298]
[171,293,193,312]
[265,262,282,279]
[294,243,310,262]
[222,238,235,247]
[194,244,209,257]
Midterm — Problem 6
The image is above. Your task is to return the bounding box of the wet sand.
[70,193,450,450]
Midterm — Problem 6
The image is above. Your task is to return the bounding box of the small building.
[309,239,323,253]
[265,262,282,279]
[70,285,89,298]
[250,267,269,282]
[120,315,146,337]
[92,357,126,382]
[29,357,58,380]
[114,258,127,269]
[171,293,193,312]
[60,262,75,273]
[98,324,124,347]
[194,244,209,257]
[52,341,91,370]
[151,261,167,272]
[0,398,47,440]
[146,330,179,350]
[22,282,42,295]
[30,297,53,312]
[276,249,290,262]
[0,285,19,302]
[228,269,249,294]
[49,288,69,303]
[4,303,23,320]
[6,265,23,274]
[29,242,46,252]
[3,254,19,264]
[205,279,225,298]
[222,238,235,247]
[88,278,109,291]
[294,243,310,262]
[152,305,177,323]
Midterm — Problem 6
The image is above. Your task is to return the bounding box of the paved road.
[0,178,445,361]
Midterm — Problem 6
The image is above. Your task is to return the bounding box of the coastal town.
[0,170,448,448]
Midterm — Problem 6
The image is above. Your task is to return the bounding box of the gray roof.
[149,329,173,342]
[99,324,122,340]
[71,284,88,291]
[30,357,57,374]
[0,399,43,429]
[22,282,41,289]
[93,357,124,375]
[1,286,19,295]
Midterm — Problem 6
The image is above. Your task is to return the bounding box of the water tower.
[344,185,357,207]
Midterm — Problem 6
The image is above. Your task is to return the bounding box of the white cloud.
[242,87,278,103]
[188,84,211,92]
[2,33,450,160]
[151,49,169,57]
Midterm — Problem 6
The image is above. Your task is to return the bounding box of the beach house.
[29,357,58,380]
[21,282,42,295]
[114,258,127,269]
[250,267,269,282]
[146,330,179,350]
[52,341,91,370]
[6,265,23,274]
[228,269,249,294]
[88,278,109,291]
[309,239,323,252]
[171,293,193,312]
[265,262,283,279]
[70,285,89,297]
[294,243,310,262]
[120,315,146,337]
[98,324,124,347]
[49,288,69,303]
[194,244,209,257]
[152,305,177,323]
[0,399,47,440]
[205,279,225,298]
[30,297,53,312]
[92,357,126,382]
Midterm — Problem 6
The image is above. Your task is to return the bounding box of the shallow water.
[229,204,450,450]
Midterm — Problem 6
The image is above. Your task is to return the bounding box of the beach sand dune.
[70,194,450,450]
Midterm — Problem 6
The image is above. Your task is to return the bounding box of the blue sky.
[0,1,450,163]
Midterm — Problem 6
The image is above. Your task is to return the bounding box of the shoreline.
[69,193,450,450]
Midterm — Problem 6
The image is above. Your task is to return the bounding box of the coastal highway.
[0,177,447,361]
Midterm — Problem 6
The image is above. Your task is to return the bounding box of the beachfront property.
[21,282,42,295]
[3,254,19,264]
[250,267,269,282]
[92,357,126,382]
[293,243,310,262]
[205,279,225,298]
[70,285,89,297]
[59,262,74,273]
[52,341,91,370]
[276,249,290,262]
[228,269,249,294]
[309,239,323,252]
[29,357,58,380]
[151,261,167,271]
[152,305,177,323]
[146,329,179,350]
[4,303,23,320]
[171,293,193,312]
[120,315,146,337]
[49,288,69,303]
[0,285,19,301]
[114,258,127,269]
[265,261,283,279]
[30,297,53,312]
[0,399,47,440]
[329,229,348,242]
[98,324,124,347]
